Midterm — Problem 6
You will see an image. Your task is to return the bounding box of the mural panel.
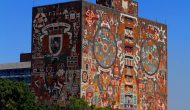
[31,1,81,106]
[81,2,167,110]
[136,18,167,110]
[81,2,138,109]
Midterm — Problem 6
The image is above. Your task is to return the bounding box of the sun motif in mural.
[141,39,160,75]
[93,27,117,68]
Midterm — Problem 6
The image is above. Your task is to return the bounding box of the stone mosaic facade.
[31,1,167,109]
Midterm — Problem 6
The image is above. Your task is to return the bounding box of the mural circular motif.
[141,39,160,75]
[93,27,117,68]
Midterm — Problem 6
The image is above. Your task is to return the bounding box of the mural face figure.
[108,86,113,96]
[94,27,117,68]
[98,71,111,91]
[82,71,88,83]
[49,36,62,56]
[114,64,120,78]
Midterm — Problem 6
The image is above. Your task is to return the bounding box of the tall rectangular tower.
[31,1,82,106]
[31,1,167,109]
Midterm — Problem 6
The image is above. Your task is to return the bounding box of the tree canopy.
[0,78,110,110]
[0,78,58,110]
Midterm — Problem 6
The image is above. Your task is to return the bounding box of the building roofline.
[83,1,131,16]
[138,16,167,27]
[32,0,81,8]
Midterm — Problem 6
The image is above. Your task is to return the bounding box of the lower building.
[0,53,31,84]
[0,62,31,84]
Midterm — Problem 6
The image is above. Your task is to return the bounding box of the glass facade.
[0,68,31,84]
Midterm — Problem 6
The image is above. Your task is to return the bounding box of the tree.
[0,78,58,110]
[0,78,110,110]
[65,97,90,110]
[0,78,34,110]
[64,97,111,110]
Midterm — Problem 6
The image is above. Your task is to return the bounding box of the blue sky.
[0,0,189,110]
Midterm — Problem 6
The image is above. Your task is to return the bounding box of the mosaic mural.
[31,1,167,109]
[31,1,81,106]
[81,2,138,109]
[81,1,167,110]
[136,18,167,110]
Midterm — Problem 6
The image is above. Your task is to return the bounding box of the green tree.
[0,78,58,110]
[64,97,110,110]
[0,78,110,110]
[65,97,90,110]
[0,78,34,110]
